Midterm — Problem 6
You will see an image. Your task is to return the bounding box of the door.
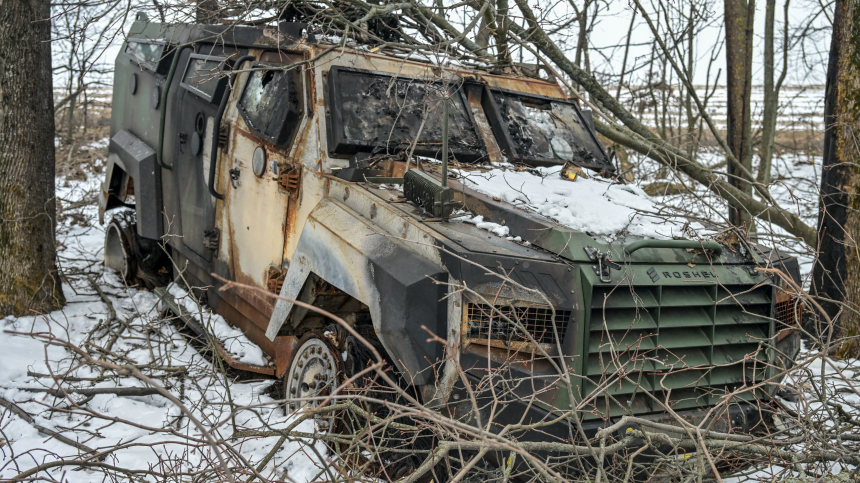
[173,50,232,261]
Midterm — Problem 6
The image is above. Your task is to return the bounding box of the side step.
[154,287,276,376]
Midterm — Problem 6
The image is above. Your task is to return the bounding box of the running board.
[154,287,276,376]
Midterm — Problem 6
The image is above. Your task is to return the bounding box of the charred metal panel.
[267,198,447,385]
[325,66,485,162]
[108,130,163,239]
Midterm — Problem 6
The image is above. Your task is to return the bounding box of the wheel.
[104,210,172,288]
[104,211,137,282]
[283,327,442,481]
[284,335,339,431]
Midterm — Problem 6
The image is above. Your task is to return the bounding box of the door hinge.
[218,125,230,150]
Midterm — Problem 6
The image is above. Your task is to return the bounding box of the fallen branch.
[11,386,161,397]
[0,395,97,455]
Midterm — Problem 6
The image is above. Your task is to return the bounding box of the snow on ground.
[167,283,268,367]
[0,175,325,482]
[725,350,860,483]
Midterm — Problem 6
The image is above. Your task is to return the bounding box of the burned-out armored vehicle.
[102,13,802,473]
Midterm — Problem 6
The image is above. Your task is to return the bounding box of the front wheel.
[282,329,439,481]
[284,335,340,430]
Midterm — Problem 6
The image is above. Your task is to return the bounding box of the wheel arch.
[266,198,449,385]
[100,130,163,240]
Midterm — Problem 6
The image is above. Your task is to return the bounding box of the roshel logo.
[648,267,715,282]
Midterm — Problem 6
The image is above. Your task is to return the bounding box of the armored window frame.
[179,53,230,104]
[123,40,170,74]
[481,87,613,171]
[325,66,486,163]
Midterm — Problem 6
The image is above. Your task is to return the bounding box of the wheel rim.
[284,337,338,430]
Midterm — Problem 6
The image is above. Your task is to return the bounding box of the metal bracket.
[277,163,302,198]
[585,245,621,283]
[203,227,220,254]
[229,168,241,189]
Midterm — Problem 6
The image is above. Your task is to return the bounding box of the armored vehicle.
[101,13,802,474]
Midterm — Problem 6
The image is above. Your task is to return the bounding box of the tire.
[282,326,444,482]
[104,209,171,288]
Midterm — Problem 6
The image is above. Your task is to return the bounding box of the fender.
[101,130,163,239]
[266,197,448,385]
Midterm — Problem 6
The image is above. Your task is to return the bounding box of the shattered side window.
[487,91,613,172]
[125,41,166,72]
[327,67,485,163]
[237,62,303,148]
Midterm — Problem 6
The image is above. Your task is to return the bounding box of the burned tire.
[283,329,438,481]
[284,335,339,430]
[104,209,171,288]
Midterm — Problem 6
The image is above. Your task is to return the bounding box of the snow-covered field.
[618,85,826,131]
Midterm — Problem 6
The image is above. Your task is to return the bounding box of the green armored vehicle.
[100,13,802,476]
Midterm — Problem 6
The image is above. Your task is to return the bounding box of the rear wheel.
[104,210,171,288]
[104,211,136,282]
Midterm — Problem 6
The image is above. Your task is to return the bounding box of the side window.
[179,54,229,103]
[237,62,304,148]
[124,40,171,75]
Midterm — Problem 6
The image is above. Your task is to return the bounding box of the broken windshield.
[326,67,486,163]
[484,90,613,172]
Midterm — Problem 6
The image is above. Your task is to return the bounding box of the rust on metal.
[213,338,276,376]
[274,335,298,379]
[266,265,287,294]
[278,163,302,196]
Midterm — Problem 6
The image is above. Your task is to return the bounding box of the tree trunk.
[813,0,860,356]
[0,0,66,316]
[493,0,511,64]
[723,0,755,229]
[758,0,789,187]
[758,0,778,186]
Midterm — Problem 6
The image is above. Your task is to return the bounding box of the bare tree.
[812,0,860,357]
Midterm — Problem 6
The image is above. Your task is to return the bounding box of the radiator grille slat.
[584,280,774,420]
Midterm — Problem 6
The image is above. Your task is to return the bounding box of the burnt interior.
[238,61,304,148]
[482,88,614,172]
[326,66,486,162]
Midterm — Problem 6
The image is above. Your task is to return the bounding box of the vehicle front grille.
[466,303,571,346]
[583,282,774,420]
[775,296,800,327]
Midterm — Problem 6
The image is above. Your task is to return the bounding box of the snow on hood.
[456,165,690,242]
